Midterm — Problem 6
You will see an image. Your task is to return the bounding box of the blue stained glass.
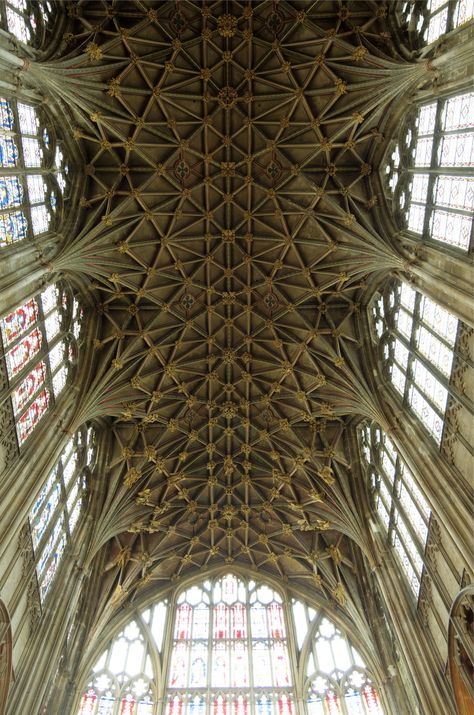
[0,210,27,246]
[0,136,18,167]
[37,514,64,576]
[31,468,57,519]
[256,696,273,715]
[39,533,66,600]
[31,482,60,548]
[0,99,14,129]
[189,697,205,715]
[0,176,22,208]
[98,696,115,715]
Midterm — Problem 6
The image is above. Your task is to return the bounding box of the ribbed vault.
[37,0,435,618]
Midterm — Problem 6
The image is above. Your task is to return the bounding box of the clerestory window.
[76,574,385,715]
[372,280,460,445]
[29,425,96,602]
[0,0,56,47]
[385,91,473,252]
[397,0,474,46]
[359,424,431,599]
[0,282,82,445]
[0,96,69,248]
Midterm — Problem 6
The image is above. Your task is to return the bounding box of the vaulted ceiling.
[45,0,424,619]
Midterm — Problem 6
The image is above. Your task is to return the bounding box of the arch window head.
[0,96,70,248]
[167,574,293,713]
[372,280,459,445]
[1,0,56,48]
[29,425,96,602]
[78,601,166,715]
[359,424,431,599]
[77,576,386,715]
[385,91,473,252]
[0,283,83,445]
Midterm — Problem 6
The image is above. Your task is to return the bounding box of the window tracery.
[385,91,473,252]
[29,425,96,603]
[0,282,82,445]
[292,601,383,715]
[0,0,56,48]
[359,424,431,599]
[0,96,69,247]
[372,280,460,444]
[76,575,385,715]
[397,0,473,46]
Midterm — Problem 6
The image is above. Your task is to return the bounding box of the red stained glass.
[5,327,42,376]
[231,603,246,638]
[363,686,380,714]
[12,361,46,414]
[213,603,229,639]
[17,387,49,443]
[168,696,183,715]
[213,696,227,715]
[325,693,342,715]
[233,696,248,715]
[175,604,192,639]
[119,696,136,715]
[277,695,293,715]
[1,298,38,346]
[78,692,96,715]
[268,603,285,638]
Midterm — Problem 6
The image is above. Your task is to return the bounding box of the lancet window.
[359,424,431,599]
[76,574,385,715]
[0,96,69,247]
[29,425,95,602]
[372,280,459,444]
[0,283,82,445]
[386,91,473,251]
[0,0,56,47]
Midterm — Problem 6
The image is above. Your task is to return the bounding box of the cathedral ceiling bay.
[65,1,406,603]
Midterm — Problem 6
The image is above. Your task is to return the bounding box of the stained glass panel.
[4,327,42,376]
[17,387,49,443]
[12,360,47,414]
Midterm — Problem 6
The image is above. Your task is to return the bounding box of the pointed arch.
[74,572,387,715]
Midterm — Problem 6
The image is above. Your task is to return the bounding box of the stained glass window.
[0,0,56,48]
[398,0,474,47]
[386,91,473,251]
[359,424,431,599]
[295,606,383,715]
[372,280,460,444]
[0,96,69,248]
[29,426,95,602]
[166,575,294,715]
[77,578,386,715]
[77,602,165,715]
[0,283,83,445]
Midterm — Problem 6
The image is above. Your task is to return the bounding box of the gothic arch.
[73,569,389,715]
